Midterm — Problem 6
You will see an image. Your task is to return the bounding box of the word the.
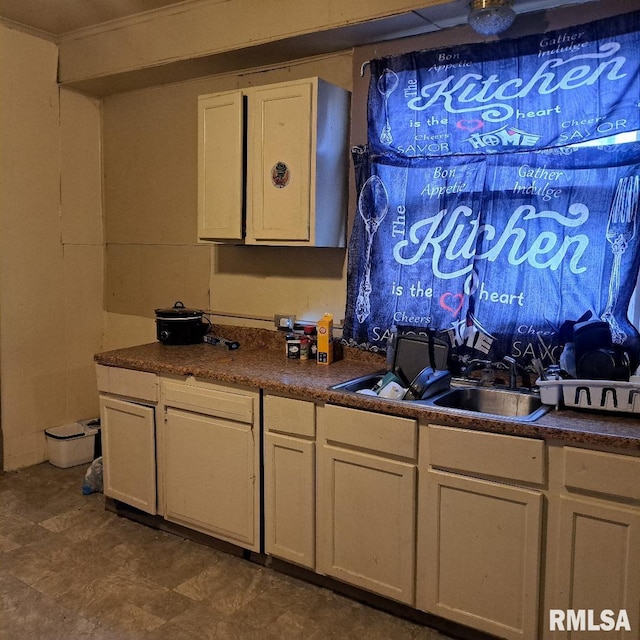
[391,206,406,239]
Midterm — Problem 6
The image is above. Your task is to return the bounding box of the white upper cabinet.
[198,91,245,241]
[198,77,350,247]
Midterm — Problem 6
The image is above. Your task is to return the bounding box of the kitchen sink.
[330,373,550,422]
[331,372,386,394]
[421,385,549,421]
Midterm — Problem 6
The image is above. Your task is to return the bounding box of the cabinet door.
[247,80,312,242]
[317,444,416,604]
[264,432,315,568]
[198,91,244,240]
[100,396,156,515]
[417,469,542,640]
[163,406,259,551]
[544,495,640,640]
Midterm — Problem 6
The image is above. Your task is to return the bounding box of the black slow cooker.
[155,301,209,345]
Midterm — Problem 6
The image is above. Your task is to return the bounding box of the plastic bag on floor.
[82,456,103,495]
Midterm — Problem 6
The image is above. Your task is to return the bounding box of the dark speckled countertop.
[95,326,640,452]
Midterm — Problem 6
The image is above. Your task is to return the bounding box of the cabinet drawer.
[428,424,545,486]
[319,405,417,460]
[564,446,640,501]
[96,365,158,403]
[162,377,255,424]
[264,395,315,437]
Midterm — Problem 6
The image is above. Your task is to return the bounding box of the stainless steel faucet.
[503,356,531,390]
[463,359,492,377]
[463,359,494,385]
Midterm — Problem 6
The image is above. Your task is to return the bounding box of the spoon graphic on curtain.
[378,68,399,146]
[356,175,389,324]
[602,175,639,344]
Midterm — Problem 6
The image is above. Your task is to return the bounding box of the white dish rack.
[536,377,640,414]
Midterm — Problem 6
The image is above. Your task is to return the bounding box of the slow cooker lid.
[155,301,204,318]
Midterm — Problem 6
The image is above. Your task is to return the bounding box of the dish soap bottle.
[386,324,398,371]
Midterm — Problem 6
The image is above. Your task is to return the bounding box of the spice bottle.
[300,336,310,360]
[285,333,300,359]
[304,326,317,360]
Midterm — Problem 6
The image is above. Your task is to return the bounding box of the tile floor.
[0,462,456,640]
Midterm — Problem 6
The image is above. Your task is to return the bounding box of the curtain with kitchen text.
[343,10,640,373]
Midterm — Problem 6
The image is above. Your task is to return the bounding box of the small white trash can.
[45,421,99,468]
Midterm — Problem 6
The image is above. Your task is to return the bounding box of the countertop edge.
[95,343,640,452]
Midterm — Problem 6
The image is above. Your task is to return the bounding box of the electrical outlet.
[274,314,296,331]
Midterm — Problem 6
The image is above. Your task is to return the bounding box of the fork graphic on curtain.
[602,175,639,344]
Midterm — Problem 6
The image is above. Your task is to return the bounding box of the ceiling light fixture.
[468,0,516,36]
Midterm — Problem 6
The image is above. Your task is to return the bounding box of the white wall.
[0,25,103,470]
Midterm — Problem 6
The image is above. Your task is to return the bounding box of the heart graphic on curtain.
[440,293,465,316]
[456,120,484,132]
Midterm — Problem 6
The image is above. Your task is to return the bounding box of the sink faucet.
[463,359,492,376]
[503,356,531,390]
[463,359,494,385]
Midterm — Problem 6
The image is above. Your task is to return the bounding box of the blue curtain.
[367,11,640,158]
[344,11,640,373]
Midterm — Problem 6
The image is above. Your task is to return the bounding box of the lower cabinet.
[96,364,640,640]
[316,404,418,605]
[97,365,159,515]
[160,376,260,552]
[417,424,545,640]
[543,446,640,639]
[263,394,316,569]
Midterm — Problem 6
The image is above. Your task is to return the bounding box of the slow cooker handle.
[202,314,211,335]
[173,301,185,309]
